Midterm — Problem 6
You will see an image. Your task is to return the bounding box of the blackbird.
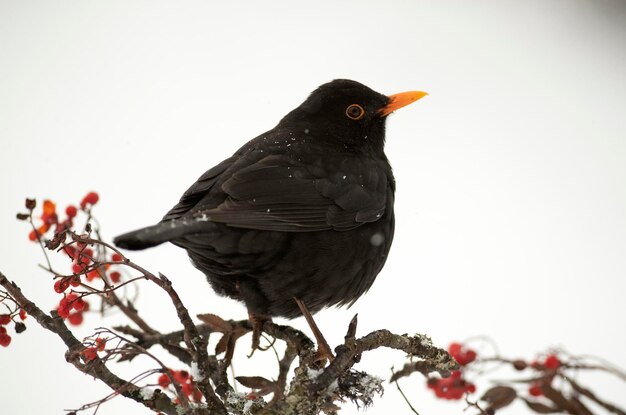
[114,79,426,353]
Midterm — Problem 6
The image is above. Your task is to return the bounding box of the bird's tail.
[114,218,215,250]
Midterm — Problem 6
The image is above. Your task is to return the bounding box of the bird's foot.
[294,297,334,363]
[248,312,271,357]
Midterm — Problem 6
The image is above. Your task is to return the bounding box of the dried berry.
[513,359,527,370]
[25,198,36,210]
[14,322,26,333]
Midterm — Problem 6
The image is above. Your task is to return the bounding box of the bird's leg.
[294,297,334,362]
[248,312,271,356]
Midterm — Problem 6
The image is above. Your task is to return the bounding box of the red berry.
[58,308,71,319]
[86,270,100,281]
[448,342,477,366]
[448,342,462,354]
[111,253,123,262]
[57,299,72,318]
[69,276,81,287]
[57,307,69,318]
[54,279,70,293]
[464,350,477,363]
[192,388,203,402]
[82,347,98,361]
[58,294,77,319]
[72,298,86,311]
[0,333,12,347]
[68,312,84,325]
[95,337,107,351]
[427,372,472,401]
[109,271,121,283]
[65,205,78,218]
[42,212,58,225]
[37,223,50,235]
[28,230,37,241]
[544,355,561,370]
[158,373,171,388]
[64,246,77,259]
[0,314,11,325]
[19,309,27,320]
[81,192,99,208]
[0,326,6,334]
[182,382,194,396]
[72,263,84,274]
[529,384,543,397]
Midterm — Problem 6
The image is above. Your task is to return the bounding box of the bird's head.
[279,79,427,153]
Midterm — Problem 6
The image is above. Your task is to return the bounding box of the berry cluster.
[427,370,476,400]
[0,309,27,348]
[424,342,568,407]
[527,354,562,397]
[81,337,107,362]
[56,293,89,326]
[52,247,126,325]
[20,194,128,327]
[157,369,203,402]
[26,192,98,242]
[426,342,477,400]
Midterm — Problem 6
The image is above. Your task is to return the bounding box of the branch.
[311,329,458,394]
[0,270,179,415]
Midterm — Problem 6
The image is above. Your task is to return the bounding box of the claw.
[248,312,270,357]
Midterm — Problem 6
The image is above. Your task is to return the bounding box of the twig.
[391,367,420,415]
[391,360,452,382]
[27,209,53,272]
[565,377,626,415]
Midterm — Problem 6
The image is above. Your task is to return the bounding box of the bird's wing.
[162,156,238,221]
[197,154,390,232]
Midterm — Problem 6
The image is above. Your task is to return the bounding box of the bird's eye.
[345,104,365,120]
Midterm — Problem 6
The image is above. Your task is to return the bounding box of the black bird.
[114,79,426,356]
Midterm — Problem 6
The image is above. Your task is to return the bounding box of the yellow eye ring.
[345,104,365,120]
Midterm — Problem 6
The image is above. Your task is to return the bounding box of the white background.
[1,1,625,414]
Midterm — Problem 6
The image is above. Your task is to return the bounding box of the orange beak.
[378,90,428,116]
